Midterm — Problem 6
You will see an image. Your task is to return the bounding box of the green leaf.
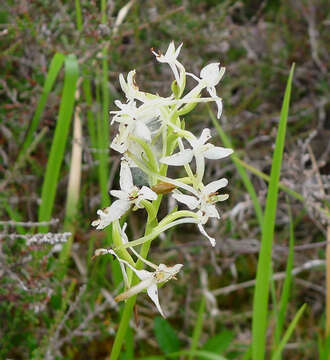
[273,201,295,352]
[252,64,295,360]
[20,52,65,157]
[38,54,79,232]
[120,326,134,360]
[190,296,206,360]
[201,330,234,356]
[271,304,306,360]
[168,350,228,360]
[154,316,180,355]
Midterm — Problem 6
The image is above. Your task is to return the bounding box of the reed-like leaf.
[38,55,79,232]
[20,53,65,157]
[189,295,206,360]
[271,304,306,360]
[273,201,295,354]
[252,64,295,360]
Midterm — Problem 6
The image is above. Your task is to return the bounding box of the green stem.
[116,216,199,250]
[109,214,156,360]
[109,295,136,360]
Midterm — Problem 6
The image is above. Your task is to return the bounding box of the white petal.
[174,42,183,59]
[139,186,157,201]
[95,249,130,287]
[215,97,223,119]
[203,178,228,195]
[132,269,153,281]
[147,284,166,318]
[172,192,199,210]
[93,200,131,229]
[207,86,223,119]
[216,194,229,202]
[166,41,175,57]
[198,128,212,146]
[118,260,130,288]
[204,203,220,219]
[198,223,216,247]
[115,277,154,302]
[120,161,134,192]
[135,121,152,142]
[203,146,233,160]
[113,255,153,282]
[110,190,129,200]
[160,149,193,166]
[127,70,138,90]
[119,73,128,94]
[200,63,225,87]
[110,134,127,154]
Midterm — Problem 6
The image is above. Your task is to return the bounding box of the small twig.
[0,232,71,245]
[212,259,325,296]
[0,218,59,227]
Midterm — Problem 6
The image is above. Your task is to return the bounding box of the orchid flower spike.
[92,161,157,230]
[93,247,183,318]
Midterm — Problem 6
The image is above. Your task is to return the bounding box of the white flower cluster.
[92,42,233,317]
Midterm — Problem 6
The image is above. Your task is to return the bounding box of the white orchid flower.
[152,41,185,95]
[160,129,233,181]
[119,70,150,103]
[92,161,157,230]
[93,247,183,318]
[110,101,152,154]
[172,178,229,246]
[160,129,233,165]
[186,63,225,118]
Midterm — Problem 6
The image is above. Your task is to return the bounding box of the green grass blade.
[168,350,228,360]
[82,69,97,150]
[3,202,25,234]
[252,64,295,360]
[20,53,65,156]
[189,295,206,360]
[274,201,295,351]
[208,106,263,228]
[240,346,252,360]
[38,55,79,232]
[75,0,83,31]
[59,100,83,269]
[121,326,134,360]
[271,304,306,360]
[95,72,110,209]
